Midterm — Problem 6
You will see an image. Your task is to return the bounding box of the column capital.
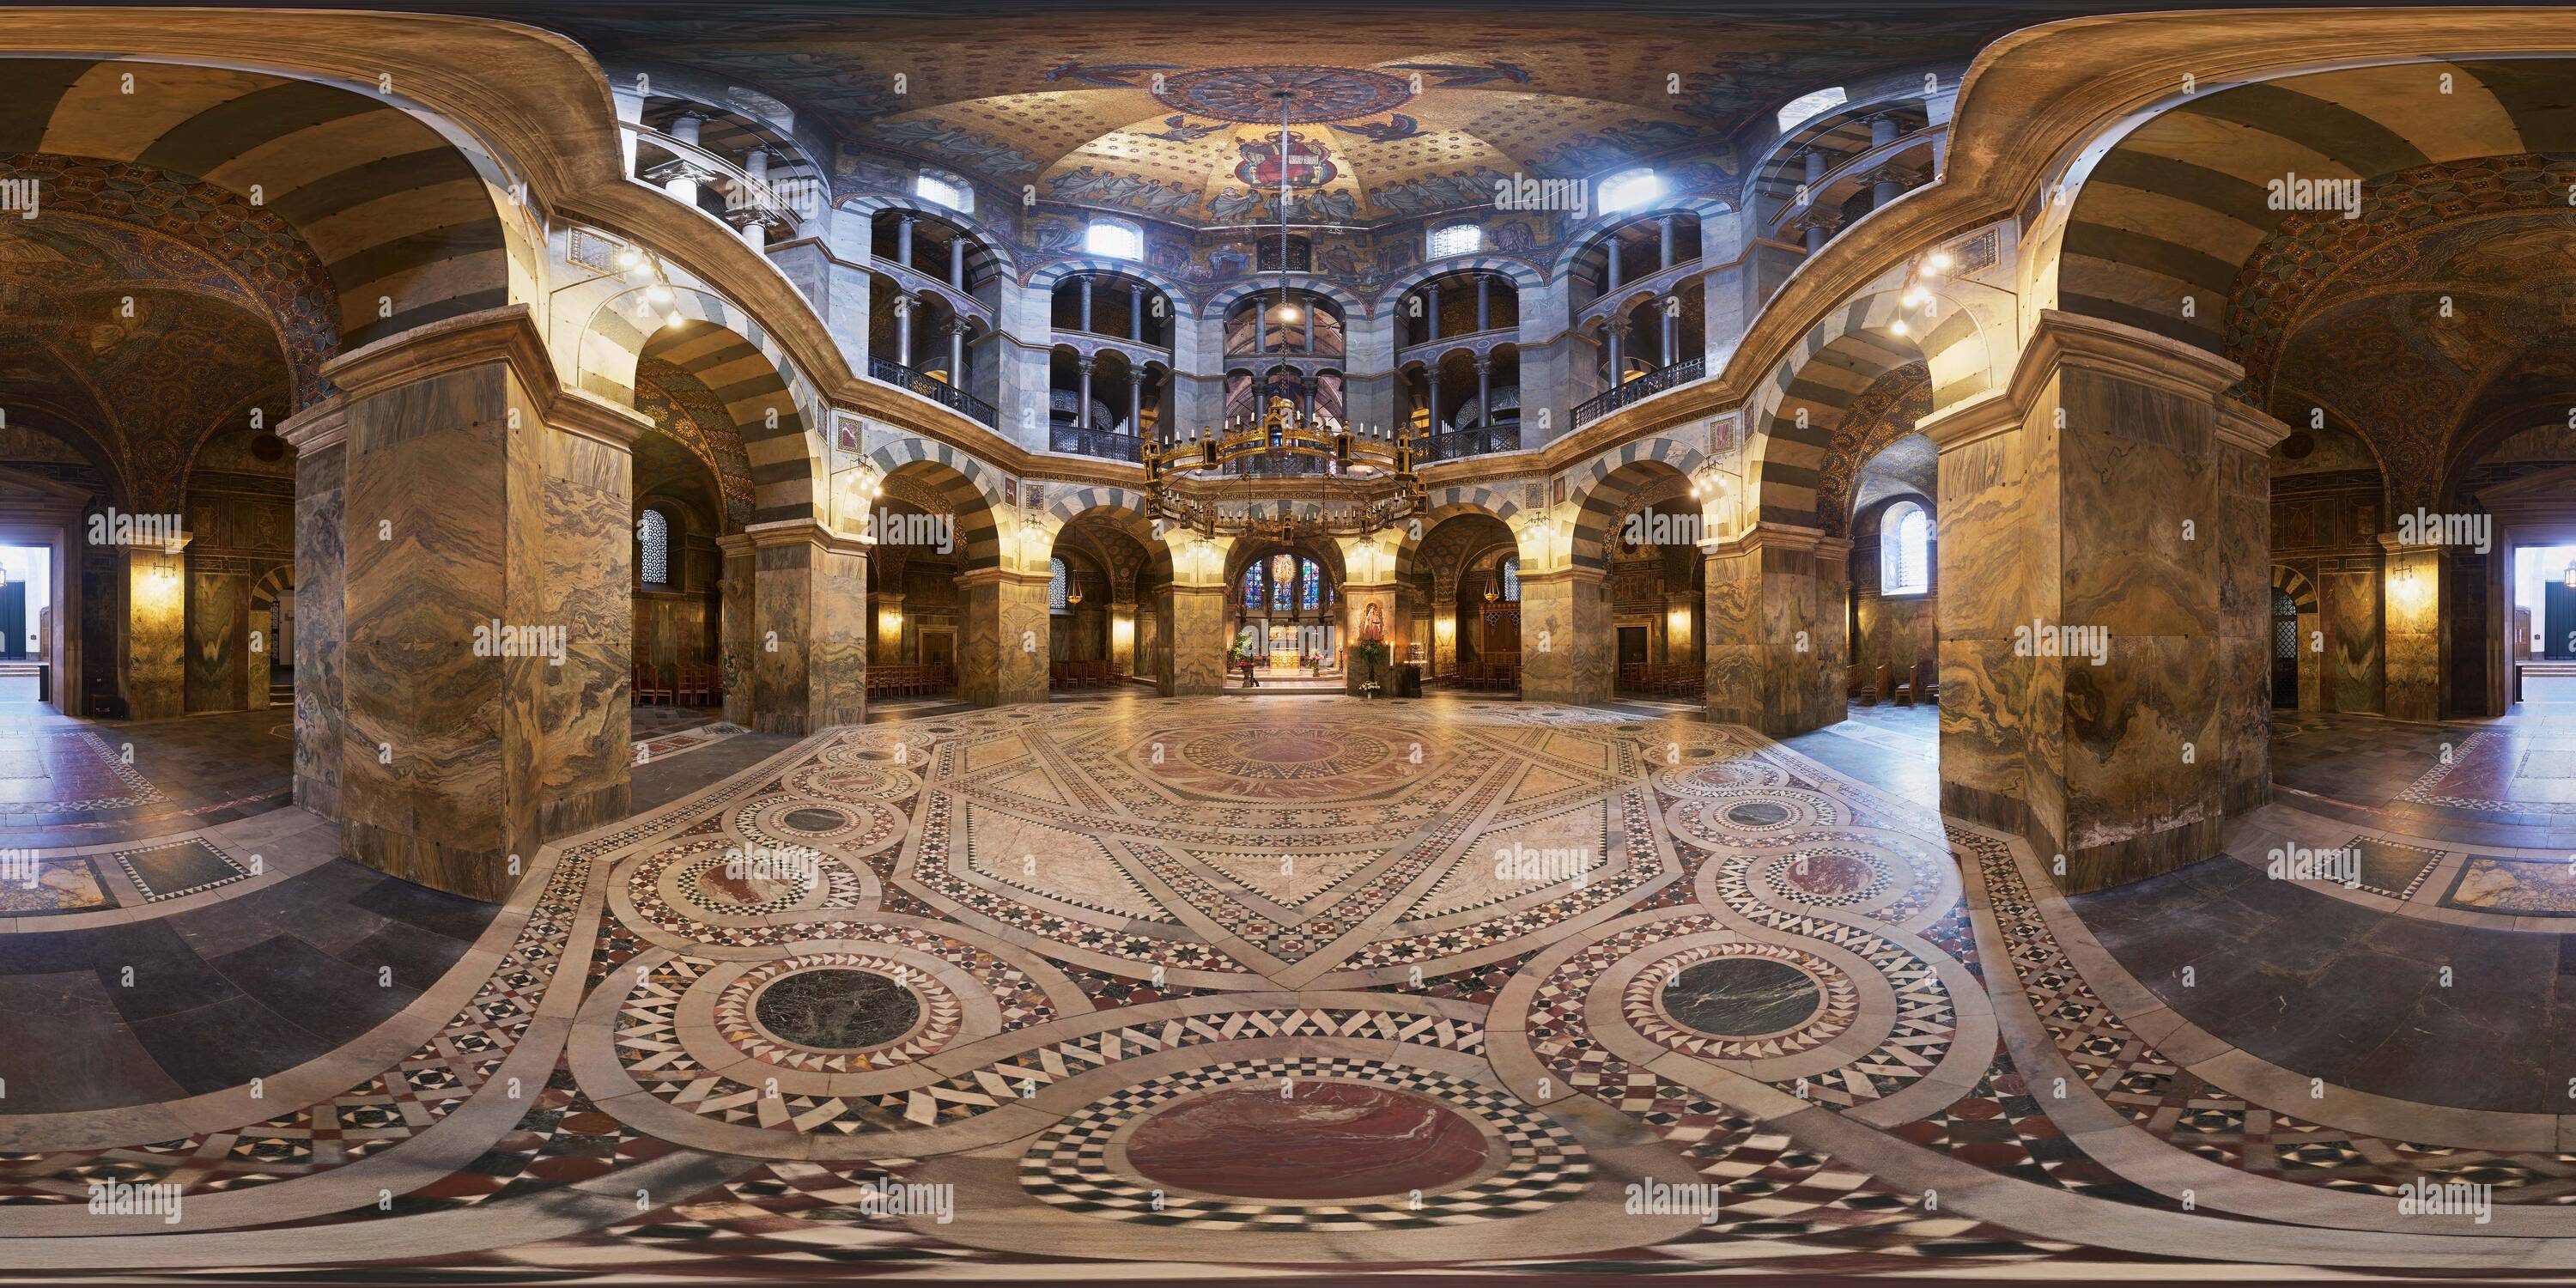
[318,303,649,448]
[1701,521,1844,561]
[1075,355,1097,374]
[277,396,348,454]
[721,518,872,558]
[2216,394,2292,454]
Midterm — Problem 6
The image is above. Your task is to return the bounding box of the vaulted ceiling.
[395,3,2115,228]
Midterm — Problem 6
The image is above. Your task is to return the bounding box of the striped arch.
[2051,58,2576,361]
[1375,254,1549,310]
[246,562,293,609]
[1742,287,1991,528]
[1394,485,1525,568]
[835,194,1020,278]
[866,439,1005,570]
[2272,562,2318,615]
[1024,256,1195,314]
[0,58,530,361]
[1548,197,1736,283]
[1041,484,1173,580]
[581,285,828,524]
[1566,437,1705,568]
[1203,274,1374,322]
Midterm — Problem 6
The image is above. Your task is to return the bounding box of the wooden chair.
[1912,658,1940,708]
[1849,662,1876,707]
[633,662,671,706]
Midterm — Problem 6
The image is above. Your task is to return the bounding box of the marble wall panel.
[2058,368,2215,639]
[811,545,869,726]
[1938,637,2051,845]
[2324,568,2382,713]
[2216,442,2272,814]
[2296,609,2322,713]
[527,422,631,841]
[185,568,246,714]
[959,571,1049,707]
[124,545,188,720]
[720,544,754,726]
[1158,584,1226,696]
[1518,571,1610,704]
[2383,544,2444,723]
[2058,633,2221,888]
[750,540,818,732]
[340,361,517,898]
[294,441,344,817]
[1703,542,1845,735]
[1855,594,1935,672]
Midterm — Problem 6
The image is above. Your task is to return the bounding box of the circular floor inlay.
[1123,1082,1491,1200]
[1662,957,1822,1037]
[1777,850,1879,899]
[752,969,921,1050]
[1724,801,1792,827]
[782,807,848,831]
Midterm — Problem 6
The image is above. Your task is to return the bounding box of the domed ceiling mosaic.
[428,3,2097,228]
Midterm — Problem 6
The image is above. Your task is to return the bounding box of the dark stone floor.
[2069,855,2576,1114]
[0,707,294,848]
[1775,701,1940,810]
[0,853,495,1113]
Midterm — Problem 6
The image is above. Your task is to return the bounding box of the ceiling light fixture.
[1266,87,1300,328]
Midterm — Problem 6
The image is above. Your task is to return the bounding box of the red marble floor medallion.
[1778,850,1878,900]
[1121,1081,1492,1200]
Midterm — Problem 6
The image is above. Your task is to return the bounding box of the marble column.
[2379,532,2445,723]
[282,404,345,817]
[719,519,870,735]
[1518,567,1612,703]
[1920,309,2285,894]
[122,536,190,721]
[1109,597,1138,677]
[1157,583,1227,696]
[1701,525,1848,735]
[957,567,1048,707]
[317,307,641,901]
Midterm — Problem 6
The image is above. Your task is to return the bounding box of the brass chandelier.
[1139,83,1425,542]
[1143,396,1425,539]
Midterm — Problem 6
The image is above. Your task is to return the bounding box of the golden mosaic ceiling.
[464,3,2069,225]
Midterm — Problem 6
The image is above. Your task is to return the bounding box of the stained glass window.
[1299,559,1321,611]
[1049,556,1070,612]
[1271,553,1295,612]
[1243,562,1265,608]
[637,507,671,586]
[1500,555,1520,603]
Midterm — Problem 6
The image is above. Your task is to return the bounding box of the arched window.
[1428,222,1482,258]
[1271,553,1296,612]
[916,169,973,214]
[1500,555,1520,603]
[1242,562,1266,608]
[1085,218,1143,260]
[1048,556,1071,612]
[1299,560,1321,611]
[636,507,671,586]
[1882,501,1930,595]
[1777,87,1848,133]
[1597,167,1660,215]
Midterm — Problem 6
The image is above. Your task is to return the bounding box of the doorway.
[2271,586,2299,708]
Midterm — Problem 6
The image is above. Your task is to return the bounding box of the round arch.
[864,440,1005,570]
[835,193,1022,278]
[1570,454,1698,570]
[1374,255,1548,311]
[580,283,828,525]
[1548,197,1735,283]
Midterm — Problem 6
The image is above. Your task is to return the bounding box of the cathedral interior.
[3,2,2575,1282]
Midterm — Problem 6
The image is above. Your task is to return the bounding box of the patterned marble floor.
[5,692,2575,1281]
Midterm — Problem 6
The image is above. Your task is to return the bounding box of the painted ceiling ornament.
[1141,115,1224,143]
[1329,114,1422,143]
[1236,131,1336,190]
[1153,65,1414,125]
[1384,60,1531,88]
[1045,60,1182,88]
